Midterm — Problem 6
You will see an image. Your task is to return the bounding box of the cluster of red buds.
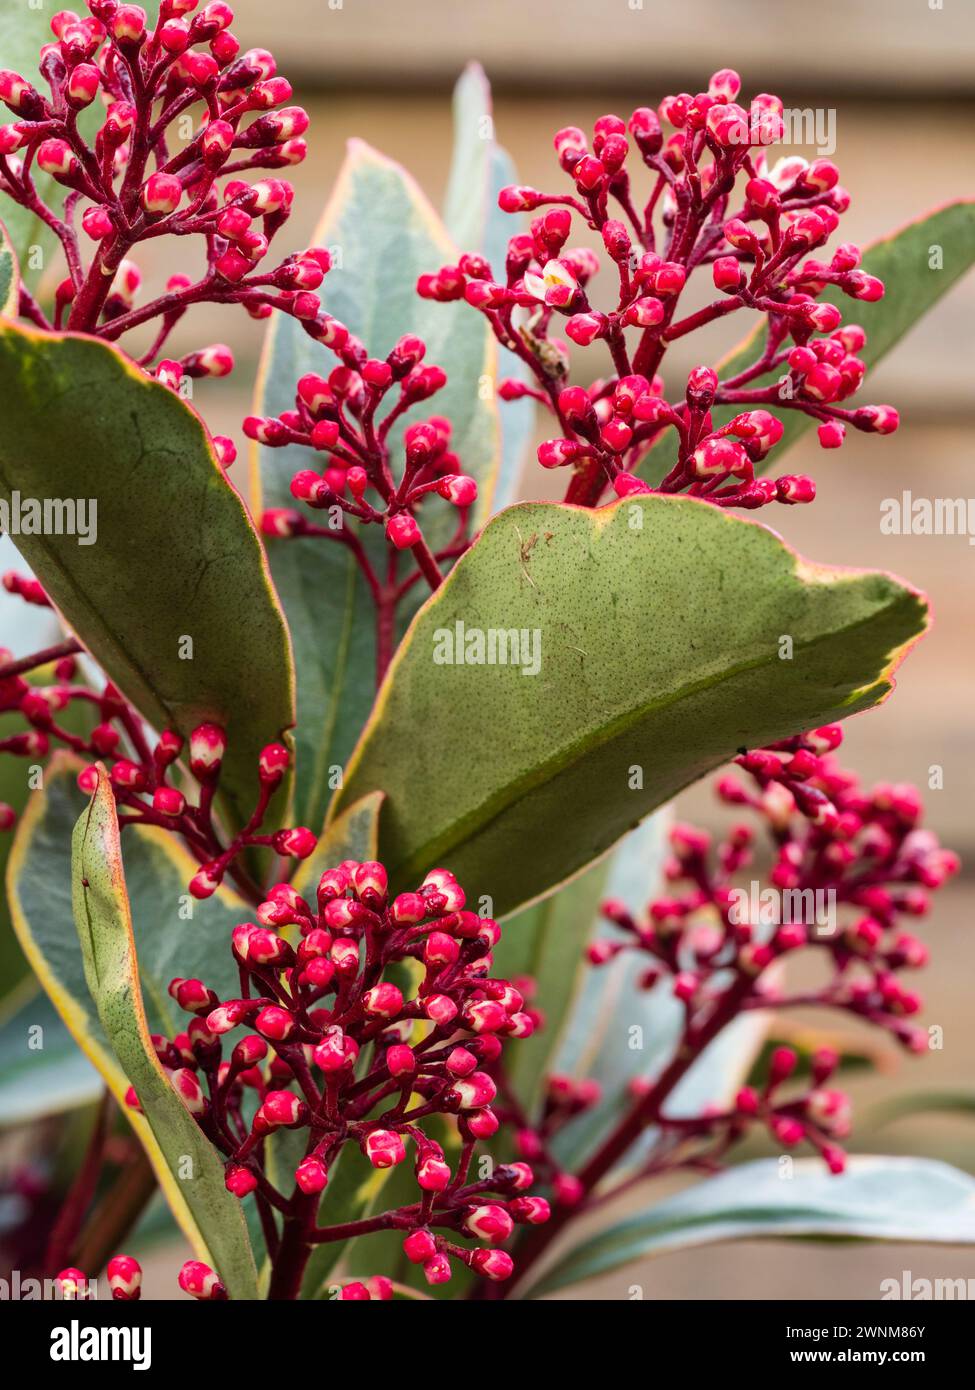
[419,70,898,509]
[474,727,958,1298]
[137,860,548,1296]
[251,331,478,680]
[177,1260,398,1300]
[0,638,313,904]
[577,724,957,1173]
[55,1254,142,1298]
[0,1,327,396]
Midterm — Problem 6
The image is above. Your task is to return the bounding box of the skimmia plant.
[0,15,974,1299]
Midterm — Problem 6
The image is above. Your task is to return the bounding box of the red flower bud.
[295,1156,329,1194]
[464,1203,514,1245]
[254,1005,295,1041]
[386,513,421,550]
[189,722,226,778]
[152,786,185,817]
[106,1255,142,1301]
[178,1261,226,1301]
[55,1268,93,1301]
[363,1128,406,1169]
[256,1090,308,1133]
[225,1164,258,1198]
[362,982,403,1019]
[437,474,478,507]
[274,826,317,858]
[470,1249,514,1282]
[170,1067,206,1116]
[259,742,290,784]
[37,139,80,183]
[422,1253,452,1285]
[386,1043,415,1077]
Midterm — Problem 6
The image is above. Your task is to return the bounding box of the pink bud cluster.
[420,71,898,509]
[481,730,959,1299]
[253,334,477,681]
[0,3,326,380]
[0,641,311,902]
[577,723,958,1173]
[55,1254,142,1299]
[144,861,547,1294]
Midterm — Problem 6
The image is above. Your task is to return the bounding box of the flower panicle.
[0,2,329,375]
[253,332,478,681]
[568,723,958,1177]
[138,861,549,1292]
[0,640,312,897]
[419,70,899,510]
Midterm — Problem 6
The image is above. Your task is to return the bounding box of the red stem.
[44,1089,113,1274]
[0,638,82,680]
[495,976,754,1298]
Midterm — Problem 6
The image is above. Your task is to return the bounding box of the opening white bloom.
[523,258,579,303]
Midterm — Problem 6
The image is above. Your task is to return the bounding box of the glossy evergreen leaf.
[71,764,258,1298]
[0,323,296,838]
[332,495,927,918]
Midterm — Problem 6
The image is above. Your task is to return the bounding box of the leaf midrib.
[391,593,919,886]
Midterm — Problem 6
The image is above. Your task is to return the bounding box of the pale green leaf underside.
[0,987,101,1125]
[254,139,500,831]
[0,215,18,317]
[529,1156,975,1296]
[443,62,534,510]
[71,766,258,1299]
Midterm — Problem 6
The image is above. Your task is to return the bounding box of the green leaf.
[492,855,610,1114]
[7,752,258,1276]
[71,763,258,1299]
[292,789,384,900]
[443,62,501,266]
[548,812,769,1173]
[0,1,58,273]
[0,984,101,1125]
[0,216,18,317]
[0,323,296,839]
[638,200,975,482]
[252,139,500,831]
[0,659,94,1003]
[528,1156,975,1296]
[331,495,927,919]
[443,64,533,510]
